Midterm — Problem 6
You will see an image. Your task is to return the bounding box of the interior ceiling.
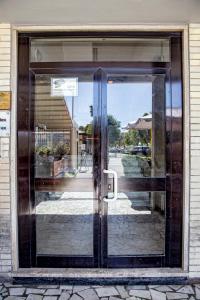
[0,0,200,24]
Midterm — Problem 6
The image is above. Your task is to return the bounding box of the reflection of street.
[36,194,165,256]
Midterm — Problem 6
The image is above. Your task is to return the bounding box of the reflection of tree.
[79,115,121,147]
[124,130,138,146]
[85,123,93,136]
[124,129,150,146]
[79,124,93,135]
[108,115,121,146]
[123,112,151,146]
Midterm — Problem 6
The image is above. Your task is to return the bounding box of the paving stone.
[150,289,166,300]
[2,293,9,297]
[45,289,61,296]
[0,287,7,293]
[95,287,119,297]
[69,295,82,300]
[195,286,200,299]
[27,295,43,300]
[129,289,151,299]
[4,283,23,288]
[39,285,58,288]
[127,285,147,291]
[59,291,71,300]
[73,285,90,293]
[60,285,73,291]
[9,288,26,296]
[189,297,195,300]
[177,286,194,294]
[166,292,189,299]
[116,285,129,298]
[110,297,122,300]
[153,286,173,292]
[168,286,183,291]
[78,288,99,300]
[43,297,58,300]
[195,284,200,289]
[4,297,26,300]
[26,288,45,294]
[0,296,2,300]
[100,298,108,300]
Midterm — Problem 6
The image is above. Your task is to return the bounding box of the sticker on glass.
[51,77,78,97]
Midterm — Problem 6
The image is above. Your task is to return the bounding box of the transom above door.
[17,32,183,268]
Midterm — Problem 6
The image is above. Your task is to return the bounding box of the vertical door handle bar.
[103,169,118,202]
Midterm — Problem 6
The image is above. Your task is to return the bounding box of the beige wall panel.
[189,24,200,277]
[0,24,11,275]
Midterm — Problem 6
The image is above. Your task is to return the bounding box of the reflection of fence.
[78,152,92,173]
[35,131,70,147]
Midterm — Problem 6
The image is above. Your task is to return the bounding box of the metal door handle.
[103,169,118,202]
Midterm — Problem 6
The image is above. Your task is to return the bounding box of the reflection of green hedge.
[121,154,151,177]
[137,155,151,177]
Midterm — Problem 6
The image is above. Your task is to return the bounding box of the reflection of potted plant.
[53,143,70,160]
[35,143,70,177]
[52,143,70,177]
[35,146,53,177]
[36,145,53,157]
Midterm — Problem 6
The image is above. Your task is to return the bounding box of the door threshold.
[12,268,189,285]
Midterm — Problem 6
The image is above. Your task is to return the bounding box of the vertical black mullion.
[167,36,183,267]
[152,74,167,267]
[99,69,108,268]
[29,70,36,267]
[18,35,31,267]
[93,69,102,267]
[165,68,172,267]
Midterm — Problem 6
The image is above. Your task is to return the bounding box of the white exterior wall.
[189,23,200,277]
[0,22,200,278]
[0,23,11,276]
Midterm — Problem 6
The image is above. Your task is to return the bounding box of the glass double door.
[29,67,178,268]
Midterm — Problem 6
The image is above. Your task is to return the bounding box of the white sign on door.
[51,77,78,97]
[0,111,10,137]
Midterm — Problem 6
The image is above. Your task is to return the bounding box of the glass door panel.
[104,72,167,265]
[33,71,99,266]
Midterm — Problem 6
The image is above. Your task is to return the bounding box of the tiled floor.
[0,283,199,300]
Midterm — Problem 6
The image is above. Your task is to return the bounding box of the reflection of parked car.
[131,146,151,156]
[109,147,118,153]
[122,148,130,154]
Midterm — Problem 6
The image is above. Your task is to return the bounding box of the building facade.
[0,1,200,281]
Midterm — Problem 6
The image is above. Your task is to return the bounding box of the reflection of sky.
[65,81,152,127]
[108,82,152,127]
[64,82,93,126]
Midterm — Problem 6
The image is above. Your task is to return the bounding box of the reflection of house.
[125,113,152,130]
[124,108,182,130]
[125,108,182,131]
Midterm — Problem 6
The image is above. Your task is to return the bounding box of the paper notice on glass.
[51,77,78,97]
[0,111,10,137]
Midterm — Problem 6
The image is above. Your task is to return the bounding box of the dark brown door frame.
[17,32,183,268]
